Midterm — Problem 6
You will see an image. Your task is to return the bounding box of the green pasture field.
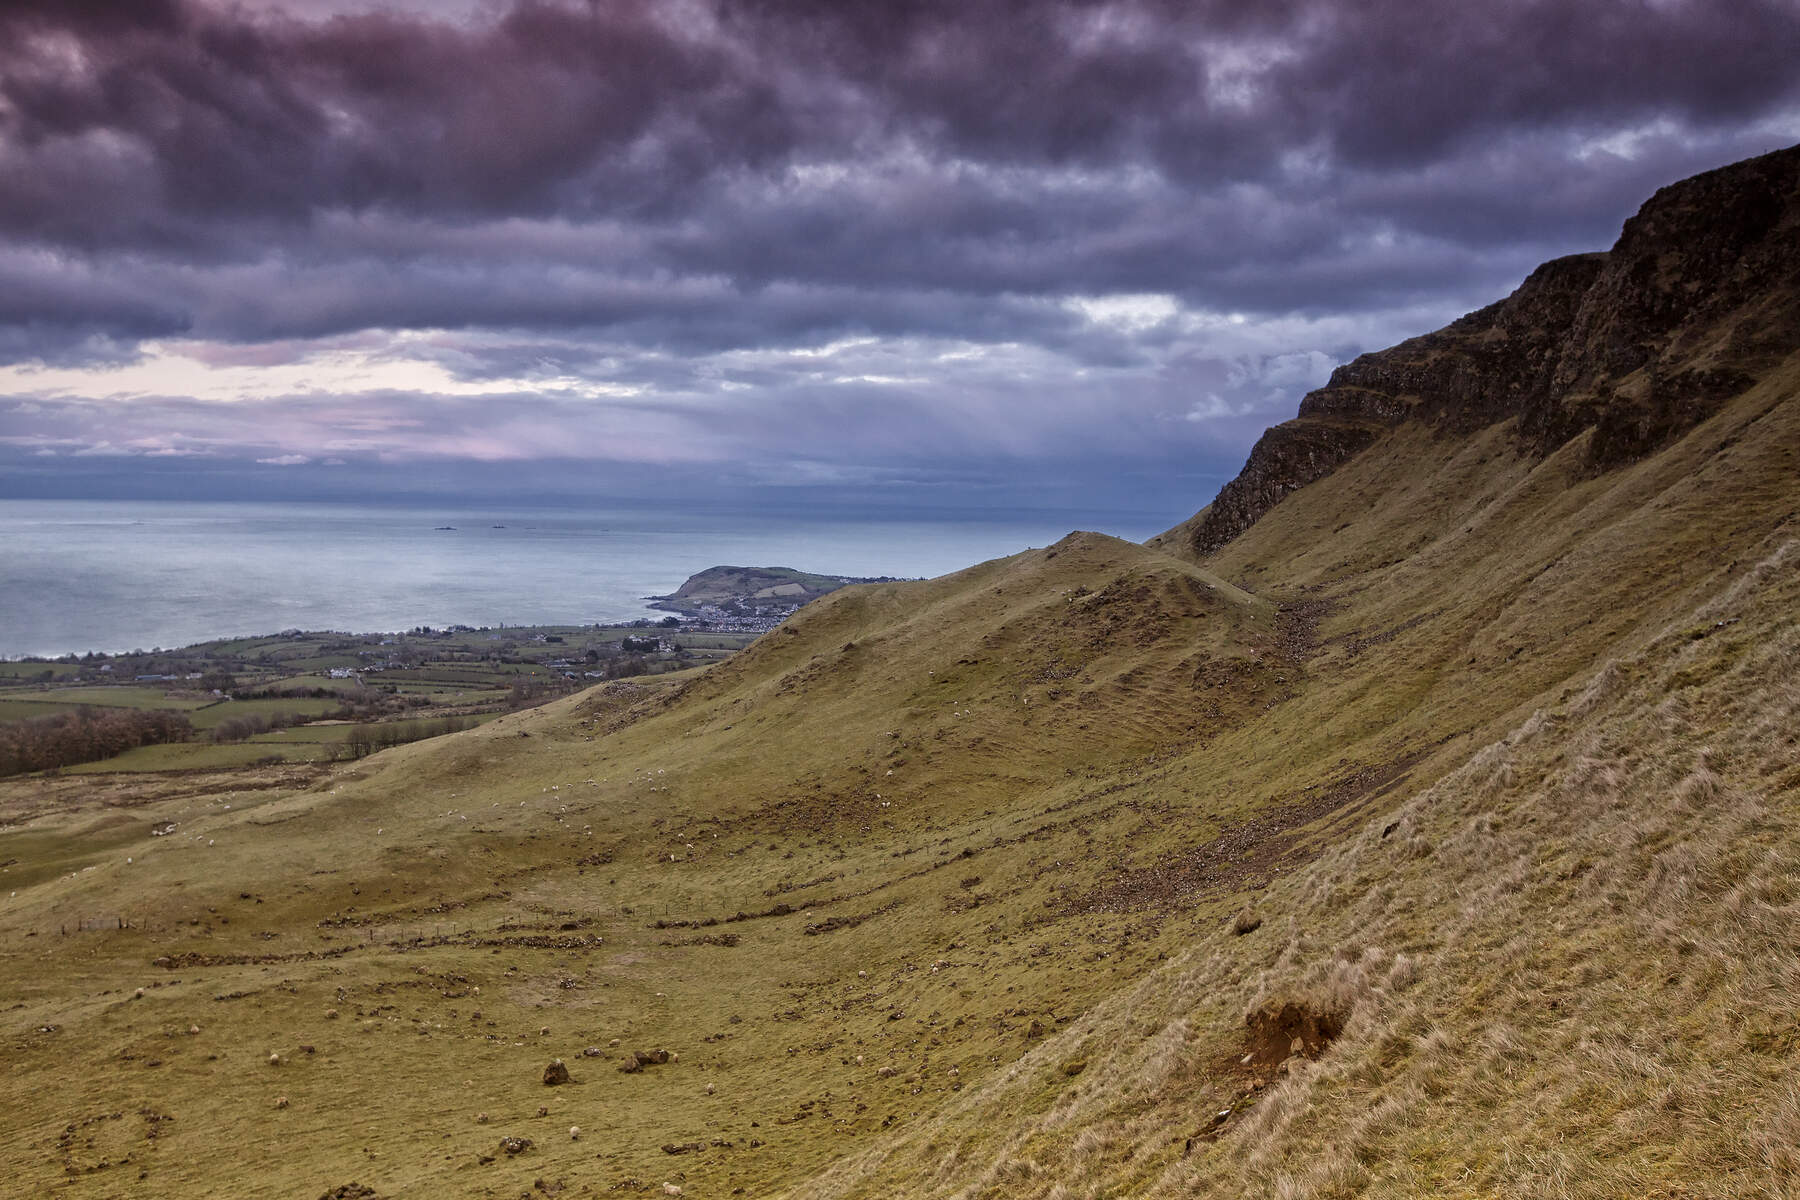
[188,697,344,730]
[61,741,306,773]
[261,673,368,693]
[0,661,80,681]
[0,685,212,713]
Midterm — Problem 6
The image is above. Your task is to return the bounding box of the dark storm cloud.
[0,0,1797,507]
[1,0,1796,346]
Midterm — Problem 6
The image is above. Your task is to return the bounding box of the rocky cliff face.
[1190,143,1800,557]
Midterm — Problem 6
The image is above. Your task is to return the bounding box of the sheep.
[662,1185,683,1197]
[268,1052,282,1067]
[476,1112,490,1124]
[569,1125,581,1141]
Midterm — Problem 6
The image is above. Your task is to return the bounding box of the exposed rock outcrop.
[1190,143,1800,557]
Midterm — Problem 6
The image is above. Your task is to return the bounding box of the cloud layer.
[2,0,1797,507]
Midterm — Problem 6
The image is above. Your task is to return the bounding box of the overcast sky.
[1,0,1797,516]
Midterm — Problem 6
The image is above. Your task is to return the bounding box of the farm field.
[1,620,759,778]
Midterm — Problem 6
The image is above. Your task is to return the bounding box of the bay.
[0,499,1172,659]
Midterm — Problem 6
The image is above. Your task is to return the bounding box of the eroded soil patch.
[1068,753,1424,913]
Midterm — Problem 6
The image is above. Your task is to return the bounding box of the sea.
[0,499,1173,659]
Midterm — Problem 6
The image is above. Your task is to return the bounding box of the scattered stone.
[274,1096,289,1109]
[581,1046,604,1058]
[476,1113,490,1124]
[537,1105,549,1117]
[316,1186,379,1200]
[188,1025,201,1036]
[619,1048,671,1073]
[326,1009,339,1020]
[661,1186,683,1198]
[662,1141,705,1155]
[499,1136,533,1156]
[542,1059,570,1086]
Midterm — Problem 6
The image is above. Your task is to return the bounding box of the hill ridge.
[1187,142,1800,557]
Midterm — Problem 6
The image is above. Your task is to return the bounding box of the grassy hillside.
[3,151,1798,1199]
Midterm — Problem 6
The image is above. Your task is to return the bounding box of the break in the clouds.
[1,0,1797,510]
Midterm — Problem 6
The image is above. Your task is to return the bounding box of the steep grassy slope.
[794,350,1800,1200]
[2,148,1797,1200]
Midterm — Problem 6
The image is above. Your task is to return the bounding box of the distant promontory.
[647,565,899,625]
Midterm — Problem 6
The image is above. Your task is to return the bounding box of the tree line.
[0,707,194,777]
[342,715,476,759]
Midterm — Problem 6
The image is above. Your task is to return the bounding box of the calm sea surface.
[0,499,1171,658]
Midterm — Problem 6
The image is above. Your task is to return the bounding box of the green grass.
[58,741,306,771]
[0,662,81,681]
[187,697,344,730]
[0,685,212,713]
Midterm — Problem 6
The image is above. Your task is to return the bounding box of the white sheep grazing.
[569,1125,581,1141]
[662,1185,683,1197]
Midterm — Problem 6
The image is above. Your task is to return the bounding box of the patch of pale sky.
[1573,118,1687,163]
[0,341,645,403]
[1202,37,1299,112]
[1065,293,1181,331]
